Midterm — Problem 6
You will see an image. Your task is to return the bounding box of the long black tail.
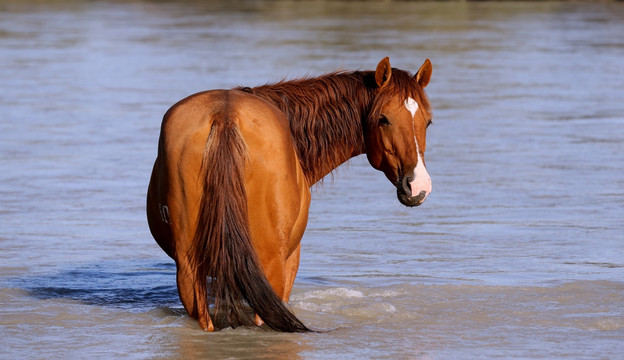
[191,110,310,332]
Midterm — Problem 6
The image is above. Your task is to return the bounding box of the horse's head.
[365,57,433,207]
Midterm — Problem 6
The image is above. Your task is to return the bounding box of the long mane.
[237,68,429,184]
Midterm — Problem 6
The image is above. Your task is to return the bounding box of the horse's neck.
[251,72,374,185]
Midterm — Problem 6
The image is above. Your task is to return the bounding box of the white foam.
[370,289,401,297]
[294,288,365,301]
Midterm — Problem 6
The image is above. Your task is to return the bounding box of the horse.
[146,57,433,332]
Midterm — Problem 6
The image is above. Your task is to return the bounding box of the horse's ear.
[375,57,392,88]
[415,59,432,88]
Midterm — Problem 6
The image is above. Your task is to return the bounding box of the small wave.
[590,318,624,331]
[293,287,403,302]
[295,301,330,312]
[293,287,365,301]
[369,289,401,297]
[292,286,401,320]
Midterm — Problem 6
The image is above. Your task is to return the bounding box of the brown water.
[1,1,623,359]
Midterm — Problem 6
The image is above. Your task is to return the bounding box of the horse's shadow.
[16,260,181,313]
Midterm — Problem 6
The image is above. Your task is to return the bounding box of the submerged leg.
[254,314,264,327]
[251,259,285,329]
[253,244,302,328]
[283,243,302,301]
[177,260,214,332]
[195,281,214,332]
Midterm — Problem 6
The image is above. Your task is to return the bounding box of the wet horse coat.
[146,57,433,332]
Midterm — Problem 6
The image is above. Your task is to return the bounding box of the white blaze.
[405,97,432,200]
[412,143,432,198]
[404,97,419,117]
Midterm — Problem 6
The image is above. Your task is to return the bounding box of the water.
[1,1,623,359]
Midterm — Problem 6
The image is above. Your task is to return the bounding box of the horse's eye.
[379,115,390,126]
[426,119,433,128]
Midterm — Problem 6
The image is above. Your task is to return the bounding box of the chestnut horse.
[146,57,433,332]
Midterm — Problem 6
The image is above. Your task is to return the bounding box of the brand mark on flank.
[159,204,171,224]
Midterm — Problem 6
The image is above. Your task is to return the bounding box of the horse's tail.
[191,110,310,333]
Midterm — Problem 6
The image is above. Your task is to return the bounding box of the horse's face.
[365,58,433,207]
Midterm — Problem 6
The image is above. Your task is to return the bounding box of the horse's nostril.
[401,175,412,193]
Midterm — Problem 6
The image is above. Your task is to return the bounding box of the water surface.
[1,1,623,359]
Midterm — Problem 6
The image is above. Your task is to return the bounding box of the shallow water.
[1,1,623,359]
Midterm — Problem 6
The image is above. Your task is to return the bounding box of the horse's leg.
[252,241,303,327]
[252,255,287,328]
[149,156,214,330]
[254,242,302,326]
[192,274,214,332]
[176,257,214,331]
[175,261,197,318]
[253,253,285,327]
[282,243,302,301]
[249,189,309,327]
[156,155,214,331]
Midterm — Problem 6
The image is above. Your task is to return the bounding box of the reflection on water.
[1,1,624,359]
